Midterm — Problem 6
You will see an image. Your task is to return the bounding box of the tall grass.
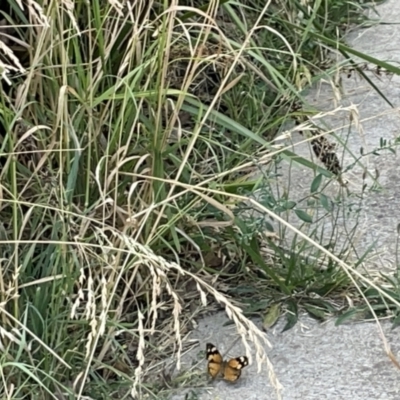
[0,0,398,398]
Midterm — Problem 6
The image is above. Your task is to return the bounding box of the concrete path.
[171,313,400,400]
[171,1,400,399]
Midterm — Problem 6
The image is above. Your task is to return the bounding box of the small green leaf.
[307,198,316,206]
[264,221,275,232]
[282,200,296,210]
[363,288,381,298]
[294,209,313,223]
[335,310,356,326]
[221,180,259,194]
[242,298,271,313]
[319,194,333,212]
[310,174,323,193]
[262,303,281,331]
[282,299,298,332]
[335,308,364,326]
[304,304,327,320]
[392,313,400,329]
[307,298,337,312]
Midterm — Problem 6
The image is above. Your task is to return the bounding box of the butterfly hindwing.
[223,356,249,382]
[206,343,248,382]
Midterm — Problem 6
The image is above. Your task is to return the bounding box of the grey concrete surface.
[171,1,400,399]
[170,313,400,400]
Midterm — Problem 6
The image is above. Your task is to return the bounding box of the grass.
[1,0,400,398]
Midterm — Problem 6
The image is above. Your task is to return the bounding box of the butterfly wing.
[206,343,223,379]
[223,356,249,382]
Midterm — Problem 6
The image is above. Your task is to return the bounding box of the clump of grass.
[1,0,399,398]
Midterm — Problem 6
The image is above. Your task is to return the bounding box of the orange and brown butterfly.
[206,343,249,382]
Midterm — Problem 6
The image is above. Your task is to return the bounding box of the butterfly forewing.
[206,343,223,378]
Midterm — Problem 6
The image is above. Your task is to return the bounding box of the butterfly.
[206,343,249,382]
